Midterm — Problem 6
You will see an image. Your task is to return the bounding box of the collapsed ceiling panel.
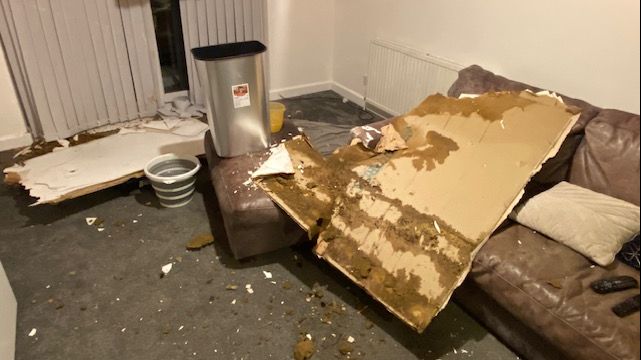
[256,91,579,332]
[4,119,208,205]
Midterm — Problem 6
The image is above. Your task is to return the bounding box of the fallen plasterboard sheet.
[255,91,579,332]
[257,137,340,237]
[4,118,208,205]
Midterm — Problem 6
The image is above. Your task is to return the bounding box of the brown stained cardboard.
[257,91,578,332]
[257,137,335,235]
[374,124,408,153]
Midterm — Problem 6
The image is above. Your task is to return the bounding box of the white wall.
[0,262,17,360]
[266,0,335,99]
[332,0,640,114]
[0,44,31,151]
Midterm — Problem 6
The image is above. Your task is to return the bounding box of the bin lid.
[192,41,267,61]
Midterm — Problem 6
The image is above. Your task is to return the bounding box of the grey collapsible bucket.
[144,154,201,208]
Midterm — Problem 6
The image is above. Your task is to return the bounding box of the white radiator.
[366,39,463,116]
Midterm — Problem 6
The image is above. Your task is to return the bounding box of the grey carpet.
[276,91,381,127]
[0,91,517,360]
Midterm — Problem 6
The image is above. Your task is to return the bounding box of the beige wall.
[4,0,638,141]
[332,0,640,113]
[266,0,335,98]
[0,43,30,151]
[0,262,17,360]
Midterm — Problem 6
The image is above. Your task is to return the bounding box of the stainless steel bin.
[192,41,270,157]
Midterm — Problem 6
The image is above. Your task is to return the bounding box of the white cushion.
[510,182,640,266]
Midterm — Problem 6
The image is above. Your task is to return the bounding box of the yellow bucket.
[269,102,286,133]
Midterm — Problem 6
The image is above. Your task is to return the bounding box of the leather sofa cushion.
[569,109,641,206]
[205,130,305,259]
[470,222,640,360]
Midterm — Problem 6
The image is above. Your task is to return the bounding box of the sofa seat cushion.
[569,109,641,206]
[470,222,640,360]
[205,128,306,259]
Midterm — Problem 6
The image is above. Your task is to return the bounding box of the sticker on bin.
[232,83,251,109]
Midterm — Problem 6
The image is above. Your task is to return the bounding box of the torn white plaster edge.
[460,90,565,104]
[85,116,207,136]
[117,118,208,137]
[531,90,565,104]
[251,144,295,178]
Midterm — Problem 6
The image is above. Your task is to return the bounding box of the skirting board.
[0,133,32,152]
[269,81,333,101]
[269,80,393,119]
[331,82,395,119]
[331,82,365,108]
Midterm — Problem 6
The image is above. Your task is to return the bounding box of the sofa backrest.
[448,65,601,134]
[569,109,640,205]
[448,65,640,204]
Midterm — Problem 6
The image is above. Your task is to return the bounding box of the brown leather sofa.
[205,65,639,360]
[205,121,305,259]
[448,65,640,360]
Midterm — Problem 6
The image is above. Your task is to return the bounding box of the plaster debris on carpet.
[161,263,173,277]
[254,91,579,332]
[293,337,315,360]
[186,233,215,250]
[4,117,208,205]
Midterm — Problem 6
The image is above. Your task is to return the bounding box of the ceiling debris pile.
[158,97,206,119]
[186,233,215,251]
[254,91,579,332]
[4,118,208,205]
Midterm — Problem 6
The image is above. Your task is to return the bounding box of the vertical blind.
[0,0,163,141]
[0,0,266,141]
[179,0,266,106]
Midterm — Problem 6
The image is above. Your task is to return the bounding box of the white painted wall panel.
[333,0,640,114]
[266,0,335,98]
[0,41,30,151]
[0,262,16,360]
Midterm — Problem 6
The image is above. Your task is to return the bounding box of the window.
[151,0,189,93]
